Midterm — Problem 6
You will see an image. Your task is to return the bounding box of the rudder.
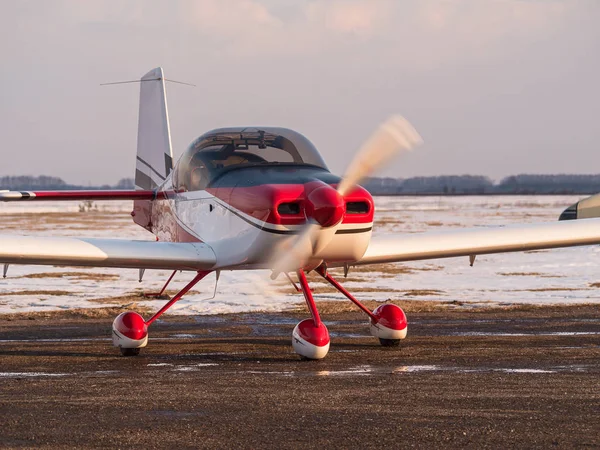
[135,67,174,190]
[133,67,173,233]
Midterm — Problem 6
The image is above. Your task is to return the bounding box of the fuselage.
[148,166,374,269]
[131,127,375,270]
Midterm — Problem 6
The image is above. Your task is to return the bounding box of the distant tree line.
[0,176,135,191]
[3,175,600,195]
[363,174,600,195]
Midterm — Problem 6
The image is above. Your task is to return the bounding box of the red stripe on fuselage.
[29,190,160,201]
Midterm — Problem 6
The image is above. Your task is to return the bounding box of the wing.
[354,218,600,265]
[0,190,157,201]
[0,235,216,271]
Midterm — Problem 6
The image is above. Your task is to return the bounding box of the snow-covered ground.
[1,195,599,315]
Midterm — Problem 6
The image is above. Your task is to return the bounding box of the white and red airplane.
[2,67,600,360]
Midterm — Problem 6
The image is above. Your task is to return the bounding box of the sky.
[1,0,599,185]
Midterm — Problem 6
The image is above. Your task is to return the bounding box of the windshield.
[173,127,328,191]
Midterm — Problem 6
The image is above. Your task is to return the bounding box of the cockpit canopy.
[173,127,328,191]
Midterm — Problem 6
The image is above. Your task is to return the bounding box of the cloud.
[418,0,570,36]
[1,0,598,183]
[7,1,578,62]
[305,0,394,36]
[181,0,282,30]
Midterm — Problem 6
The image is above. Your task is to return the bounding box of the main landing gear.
[112,271,210,356]
[111,267,408,360]
[291,266,408,360]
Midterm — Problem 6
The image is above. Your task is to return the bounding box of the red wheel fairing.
[112,312,149,349]
[292,319,330,359]
[370,304,408,340]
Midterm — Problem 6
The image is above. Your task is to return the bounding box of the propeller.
[336,116,422,197]
[270,115,423,277]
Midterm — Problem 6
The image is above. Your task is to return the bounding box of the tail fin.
[135,67,174,190]
[133,67,173,233]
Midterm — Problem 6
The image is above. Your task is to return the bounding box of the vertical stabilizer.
[135,67,174,190]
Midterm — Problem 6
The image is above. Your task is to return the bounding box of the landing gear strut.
[112,271,211,356]
[315,265,408,346]
[143,270,178,298]
[292,270,330,360]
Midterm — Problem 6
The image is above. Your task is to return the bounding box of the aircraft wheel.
[292,319,330,360]
[120,347,141,357]
[370,304,408,342]
[112,311,148,354]
[379,338,401,347]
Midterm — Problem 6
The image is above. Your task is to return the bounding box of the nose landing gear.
[293,270,331,360]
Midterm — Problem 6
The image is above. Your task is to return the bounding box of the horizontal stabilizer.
[0,235,216,271]
[0,190,157,202]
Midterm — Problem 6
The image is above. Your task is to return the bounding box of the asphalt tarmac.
[1,304,599,449]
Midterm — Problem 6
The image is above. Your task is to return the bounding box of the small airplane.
[2,67,600,360]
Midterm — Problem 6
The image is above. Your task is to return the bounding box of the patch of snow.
[0,372,68,377]
[392,365,441,373]
[2,196,600,315]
